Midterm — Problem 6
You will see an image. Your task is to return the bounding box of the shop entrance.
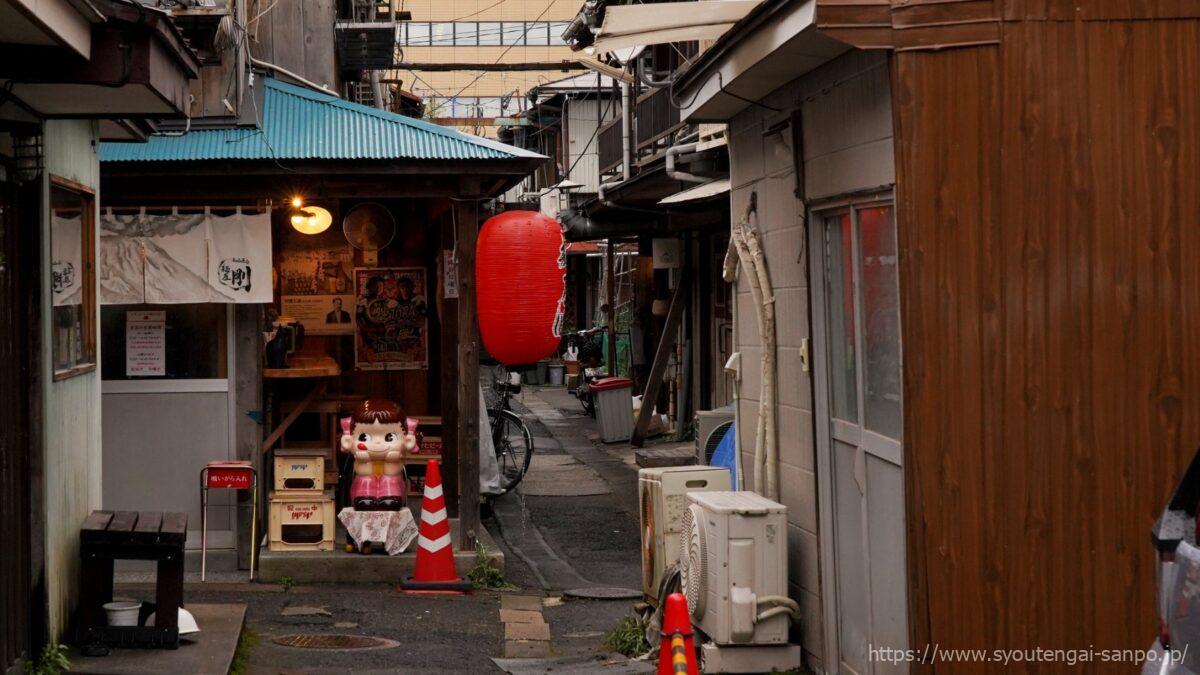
[101,303,238,549]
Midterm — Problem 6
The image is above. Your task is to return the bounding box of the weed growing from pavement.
[604,614,651,658]
[229,627,258,675]
[469,541,517,590]
[23,642,69,675]
[278,576,295,591]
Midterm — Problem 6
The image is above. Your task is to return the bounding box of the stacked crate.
[268,446,335,551]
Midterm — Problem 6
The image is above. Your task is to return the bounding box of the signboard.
[205,466,255,490]
[126,310,166,377]
[353,267,429,370]
[279,237,355,336]
[442,250,459,299]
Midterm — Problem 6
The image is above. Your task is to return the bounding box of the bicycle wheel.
[488,408,533,493]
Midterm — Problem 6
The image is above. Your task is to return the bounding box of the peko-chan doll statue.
[339,399,415,510]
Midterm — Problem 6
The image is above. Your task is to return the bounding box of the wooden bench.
[77,510,187,649]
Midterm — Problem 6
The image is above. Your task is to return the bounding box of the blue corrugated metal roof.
[100,77,542,163]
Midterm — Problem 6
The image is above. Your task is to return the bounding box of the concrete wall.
[726,49,893,672]
[41,119,103,638]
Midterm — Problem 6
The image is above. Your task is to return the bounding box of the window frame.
[49,174,97,381]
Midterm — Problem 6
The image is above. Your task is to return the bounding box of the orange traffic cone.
[400,460,473,593]
[658,592,699,675]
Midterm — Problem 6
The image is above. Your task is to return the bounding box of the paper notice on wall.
[126,310,166,377]
[281,294,356,335]
[442,250,459,299]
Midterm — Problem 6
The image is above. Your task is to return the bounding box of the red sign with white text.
[206,466,254,490]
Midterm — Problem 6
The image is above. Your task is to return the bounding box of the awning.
[658,179,730,205]
[590,1,759,55]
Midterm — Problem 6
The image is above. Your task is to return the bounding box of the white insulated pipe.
[724,198,779,500]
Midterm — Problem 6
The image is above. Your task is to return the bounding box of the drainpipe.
[599,80,635,206]
[665,142,709,183]
[620,80,633,181]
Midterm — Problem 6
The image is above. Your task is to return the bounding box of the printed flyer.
[354,267,428,370]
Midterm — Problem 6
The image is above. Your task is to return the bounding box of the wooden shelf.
[264,355,340,379]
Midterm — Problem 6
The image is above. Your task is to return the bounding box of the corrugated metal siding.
[100,78,541,163]
[562,98,615,194]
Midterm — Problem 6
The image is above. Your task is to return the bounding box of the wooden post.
[632,271,690,447]
[234,304,262,571]
[606,239,617,375]
[439,211,460,517]
[453,192,481,551]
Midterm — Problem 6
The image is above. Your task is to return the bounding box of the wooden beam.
[631,270,690,447]
[454,189,482,550]
[260,383,321,453]
[577,56,635,84]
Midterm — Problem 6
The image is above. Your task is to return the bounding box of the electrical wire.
[447,0,562,101]
[536,92,614,197]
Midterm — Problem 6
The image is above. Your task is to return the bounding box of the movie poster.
[354,267,428,370]
[279,228,355,335]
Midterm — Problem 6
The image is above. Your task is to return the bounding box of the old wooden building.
[669,0,1200,671]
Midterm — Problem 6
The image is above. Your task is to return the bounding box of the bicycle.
[487,368,534,494]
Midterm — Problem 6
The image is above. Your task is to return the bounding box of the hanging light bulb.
[290,205,333,235]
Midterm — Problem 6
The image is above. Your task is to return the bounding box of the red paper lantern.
[476,210,565,365]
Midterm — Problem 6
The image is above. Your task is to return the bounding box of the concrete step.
[257,518,502,584]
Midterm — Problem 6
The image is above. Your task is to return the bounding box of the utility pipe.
[598,80,635,205]
[665,142,709,184]
[724,196,778,500]
[620,80,633,181]
[249,55,340,98]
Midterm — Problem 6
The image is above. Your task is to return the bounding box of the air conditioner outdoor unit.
[695,405,735,464]
[639,465,731,603]
[681,491,801,672]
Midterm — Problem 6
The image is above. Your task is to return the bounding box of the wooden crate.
[268,490,335,551]
[273,448,326,491]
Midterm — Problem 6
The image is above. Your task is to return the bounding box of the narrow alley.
[88,382,661,674]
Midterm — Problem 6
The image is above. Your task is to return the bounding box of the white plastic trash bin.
[592,377,634,442]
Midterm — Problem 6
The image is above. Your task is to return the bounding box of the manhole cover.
[562,587,642,600]
[272,634,396,650]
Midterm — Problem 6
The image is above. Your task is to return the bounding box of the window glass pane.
[50,184,94,374]
[549,22,571,46]
[479,97,503,117]
[430,22,454,45]
[101,304,227,380]
[502,22,526,45]
[454,22,477,46]
[477,22,501,45]
[406,22,430,46]
[824,210,857,422]
[859,205,901,438]
[527,22,549,46]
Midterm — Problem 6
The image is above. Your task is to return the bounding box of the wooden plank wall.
[894,15,1200,666]
[249,0,339,90]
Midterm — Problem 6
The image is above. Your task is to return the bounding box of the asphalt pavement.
[105,384,650,674]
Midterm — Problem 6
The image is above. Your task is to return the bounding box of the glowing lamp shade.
[476,210,566,366]
[290,206,333,235]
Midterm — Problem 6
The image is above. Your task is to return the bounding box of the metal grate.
[272,634,389,650]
